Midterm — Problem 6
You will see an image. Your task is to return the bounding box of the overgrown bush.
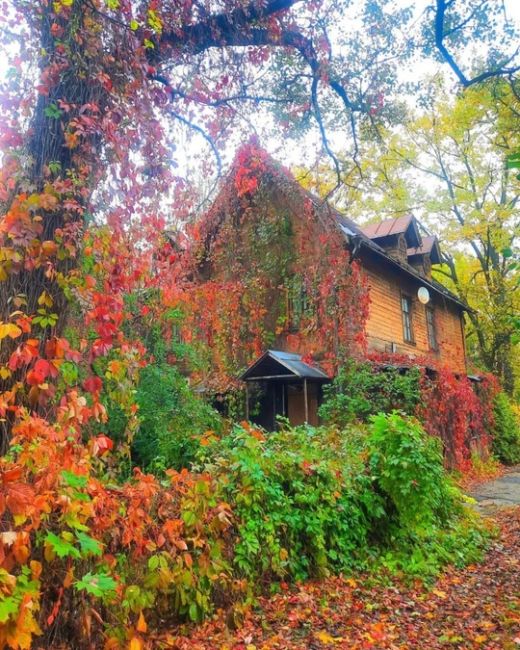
[319,359,421,427]
[366,412,488,575]
[492,391,520,464]
[201,414,488,587]
[131,363,222,471]
[368,412,458,532]
[201,422,378,585]
[1,411,490,648]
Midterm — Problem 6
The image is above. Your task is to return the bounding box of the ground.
[472,467,520,514]
[154,471,520,650]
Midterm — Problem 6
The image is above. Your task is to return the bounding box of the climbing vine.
[166,142,370,391]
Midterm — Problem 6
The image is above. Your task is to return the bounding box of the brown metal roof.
[361,215,414,239]
[407,236,441,264]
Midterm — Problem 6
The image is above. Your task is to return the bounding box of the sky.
[175,0,520,196]
[1,0,520,205]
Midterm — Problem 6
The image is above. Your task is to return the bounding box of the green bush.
[366,412,488,575]
[202,423,379,584]
[319,359,421,426]
[492,392,520,465]
[367,412,458,533]
[201,413,488,585]
[132,364,222,471]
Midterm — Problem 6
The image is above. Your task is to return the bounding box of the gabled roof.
[361,215,422,248]
[407,235,442,265]
[240,350,330,381]
[198,143,469,312]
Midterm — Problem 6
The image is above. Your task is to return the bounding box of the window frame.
[401,293,414,344]
[426,305,438,351]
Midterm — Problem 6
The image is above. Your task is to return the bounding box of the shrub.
[201,422,379,584]
[367,412,460,533]
[366,412,489,576]
[131,363,222,471]
[201,414,488,586]
[492,391,520,464]
[319,359,421,427]
[0,415,233,649]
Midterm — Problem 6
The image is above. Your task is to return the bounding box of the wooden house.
[188,144,469,428]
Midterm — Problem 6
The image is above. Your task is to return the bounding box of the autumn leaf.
[0,322,22,341]
[4,481,35,516]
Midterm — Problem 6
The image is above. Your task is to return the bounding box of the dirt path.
[470,467,520,513]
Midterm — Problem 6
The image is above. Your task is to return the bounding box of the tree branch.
[435,0,520,87]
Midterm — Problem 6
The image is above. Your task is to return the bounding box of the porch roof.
[240,350,330,382]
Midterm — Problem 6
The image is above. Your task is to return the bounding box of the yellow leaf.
[316,630,335,645]
[0,367,11,379]
[0,322,22,340]
[37,290,53,307]
[129,637,143,650]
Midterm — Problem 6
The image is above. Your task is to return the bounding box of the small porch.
[240,350,330,430]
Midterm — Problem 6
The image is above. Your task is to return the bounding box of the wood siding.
[362,256,466,373]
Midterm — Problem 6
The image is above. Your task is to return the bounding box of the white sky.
[175,0,520,194]
[1,0,520,203]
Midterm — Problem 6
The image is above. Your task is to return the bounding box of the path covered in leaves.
[159,507,520,650]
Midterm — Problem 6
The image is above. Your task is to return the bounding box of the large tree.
[0,0,518,453]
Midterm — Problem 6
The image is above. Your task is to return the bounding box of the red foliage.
[165,142,370,390]
[418,369,498,470]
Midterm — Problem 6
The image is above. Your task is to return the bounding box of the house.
[183,143,469,428]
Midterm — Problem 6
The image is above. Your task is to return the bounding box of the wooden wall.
[362,255,467,373]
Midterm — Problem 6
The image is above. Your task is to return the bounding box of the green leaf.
[506,152,520,169]
[60,361,79,386]
[188,602,199,622]
[76,531,102,557]
[61,470,88,489]
[76,571,117,598]
[143,38,155,49]
[48,160,62,174]
[45,532,81,559]
[0,597,19,623]
[502,247,513,259]
[130,19,139,30]
[44,103,62,119]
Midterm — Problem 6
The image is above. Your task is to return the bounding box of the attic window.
[401,295,414,343]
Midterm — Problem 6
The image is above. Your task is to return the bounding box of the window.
[426,307,438,351]
[401,294,414,343]
[287,277,308,331]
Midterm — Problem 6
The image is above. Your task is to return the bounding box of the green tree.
[345,81,520,394]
